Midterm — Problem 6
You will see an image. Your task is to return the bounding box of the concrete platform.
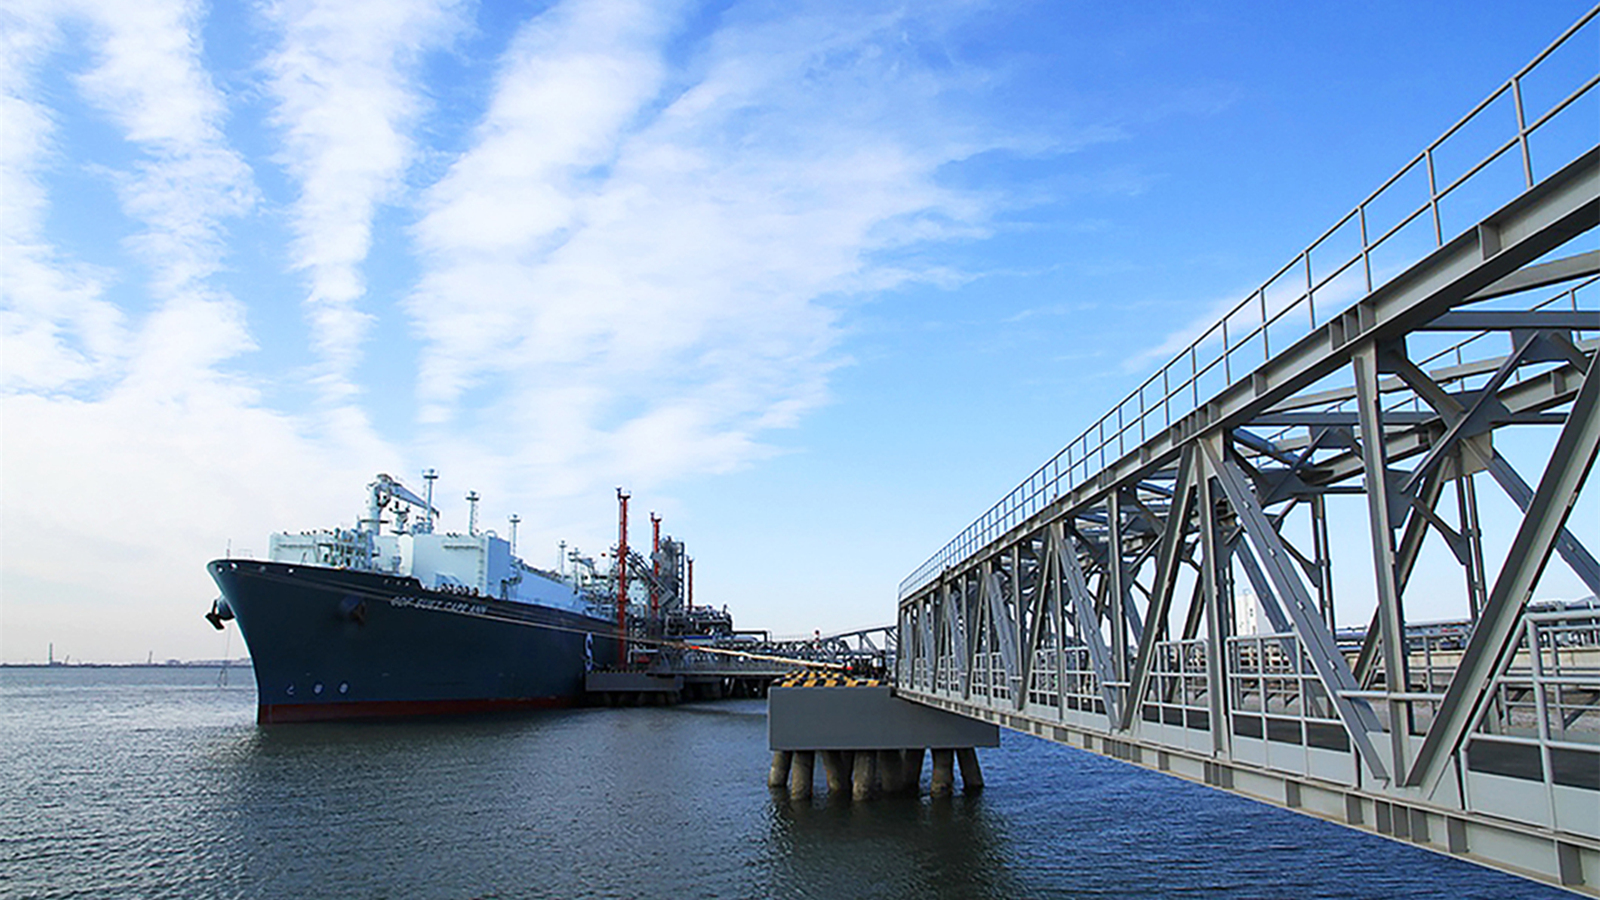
[585,671,684,693]
[768,685,999,751]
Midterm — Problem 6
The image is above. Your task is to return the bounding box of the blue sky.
[3,0,1596,663]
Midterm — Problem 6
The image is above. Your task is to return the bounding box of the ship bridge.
[892,9,1600,893]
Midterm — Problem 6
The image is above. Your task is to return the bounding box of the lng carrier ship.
[206,471,625,723]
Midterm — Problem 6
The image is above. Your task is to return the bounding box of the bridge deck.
[895,8,1600,894]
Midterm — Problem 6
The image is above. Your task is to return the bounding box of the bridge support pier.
[821,751,849,795]
[851,751,876,800]
[903,748,925,792]
[768,679,999,801]
[876,750,905,793]
[956,747,984,791]
[931,749,955,796]
[788,751,815,800]
[768,751,792,790]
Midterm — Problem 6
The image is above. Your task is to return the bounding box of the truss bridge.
[651,625,896,680]
[894,9,1600,893]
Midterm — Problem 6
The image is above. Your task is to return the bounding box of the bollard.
[902,748,926,794]
[956,747,984,792]
[821,751,849,795]
[930,748,955,797]
[768,751,793,790]
[789,751,815,800]
[851,750,876,801]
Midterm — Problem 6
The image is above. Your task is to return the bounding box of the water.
[0,667,1561,899]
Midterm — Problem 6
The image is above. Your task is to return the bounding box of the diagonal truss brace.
[1050,523,1122,722]
[919,598,936,690]
[1204,442,1391,781]
[1485,452,1600,596]
[1400,333,1533,495]
[1406,353,1600,791]
[1105,492,1146,647]
[981,567,1023,702]
[942,577,970,698]
[1121,446,1198,731]
[1383,347,1600,596]
[1232,541,1293,635]
[1021,538,1055,710]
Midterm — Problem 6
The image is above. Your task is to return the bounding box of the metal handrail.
[900,6,1600,600]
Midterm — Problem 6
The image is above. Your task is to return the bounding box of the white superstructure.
[266,473,593,615]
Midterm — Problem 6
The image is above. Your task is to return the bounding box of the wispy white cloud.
[406,0,1022,501]
[0,5,124,392]
[0,0,375,662]
[2,0,1142,661]
[3,0,258,392]
[72,0,256,301]
[1121,285,1252,375]
[263,0,468,404]
[1000,300,1098,324]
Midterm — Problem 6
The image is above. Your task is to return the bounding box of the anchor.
[204,596,234,631]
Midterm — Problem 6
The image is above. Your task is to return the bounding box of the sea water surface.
[0,666,1563,899]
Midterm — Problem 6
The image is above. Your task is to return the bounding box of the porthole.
[313,682,324,695]
[339,682,349,694]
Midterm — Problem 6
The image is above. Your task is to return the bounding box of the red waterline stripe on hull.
[258,696,575,724]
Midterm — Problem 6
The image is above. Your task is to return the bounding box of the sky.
[2,0,1597,663]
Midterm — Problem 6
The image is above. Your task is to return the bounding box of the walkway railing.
[900,6,1599,599]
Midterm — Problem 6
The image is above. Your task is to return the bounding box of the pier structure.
[893,10,1599,894]
[587,624,896,705]
[766,673,998,801]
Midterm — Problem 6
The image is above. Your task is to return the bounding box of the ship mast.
[421,468,437,533]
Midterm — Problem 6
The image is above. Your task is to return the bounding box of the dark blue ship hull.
[208,559,619,723]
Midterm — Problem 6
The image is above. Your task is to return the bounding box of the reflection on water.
[0,666,1563,899]
[768,792,1021,899]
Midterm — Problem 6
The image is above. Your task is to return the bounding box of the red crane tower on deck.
[649,512,662,616]
[615,488,630,657]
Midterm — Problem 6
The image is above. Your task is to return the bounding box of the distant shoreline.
[1,660,251,669]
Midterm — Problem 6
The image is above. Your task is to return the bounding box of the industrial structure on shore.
[584,488,893,704]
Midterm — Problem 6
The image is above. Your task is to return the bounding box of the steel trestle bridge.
[894,10,1600,893]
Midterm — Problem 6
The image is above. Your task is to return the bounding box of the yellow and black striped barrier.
[772,670,881,689]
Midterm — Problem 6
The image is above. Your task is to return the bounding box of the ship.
[205,472,621,723]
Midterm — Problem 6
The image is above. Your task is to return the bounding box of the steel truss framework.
[896,10,1600,894]
[654,625,898,678]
